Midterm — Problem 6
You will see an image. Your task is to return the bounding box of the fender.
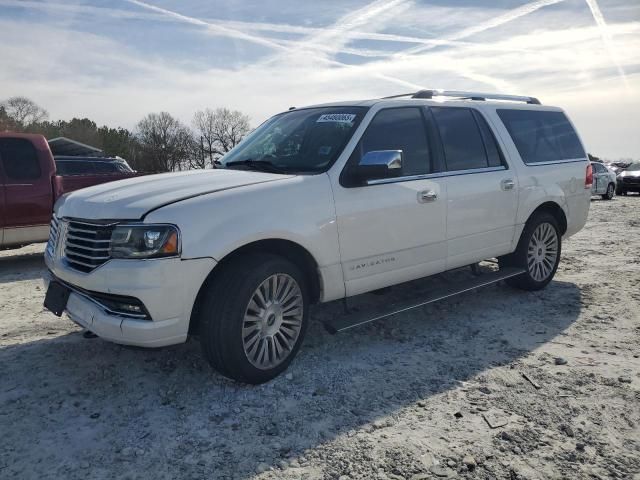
[144,173,346,302]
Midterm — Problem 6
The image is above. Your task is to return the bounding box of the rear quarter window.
[497,109,585,164]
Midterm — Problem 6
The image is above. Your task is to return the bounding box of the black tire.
[499,212,561,291]
[602,183,615,200]
[197,253,309,384]
[621,189,627,196]
[616,185,623,195]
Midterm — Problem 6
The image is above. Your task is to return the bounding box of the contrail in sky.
[583,0,629,90]
[397,0,568,57]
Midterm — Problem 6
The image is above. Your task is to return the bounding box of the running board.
[323,267,525,334]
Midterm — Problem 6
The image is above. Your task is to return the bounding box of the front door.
[428,107,519,269]
[331,107,447,296]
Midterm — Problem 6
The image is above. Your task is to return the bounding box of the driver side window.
[349,107,433,178]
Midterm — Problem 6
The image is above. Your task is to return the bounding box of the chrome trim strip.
[367,166,507,185]
[67,226,103,235]
[66,241,110,251]
[66,234,110,243]
[523,158,587,166]
[67,219,119,227]
[65,250,110,260]
[64,258,102,269]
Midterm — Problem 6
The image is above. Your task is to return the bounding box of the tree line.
[0,96,251,173]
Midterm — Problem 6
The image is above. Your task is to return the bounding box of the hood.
[620,169,640,177]
[56,169,292,220]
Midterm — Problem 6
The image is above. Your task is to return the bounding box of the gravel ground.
[1,196,639,480]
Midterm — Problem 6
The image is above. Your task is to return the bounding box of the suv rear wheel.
[500,212,561,291]
[197,253,309,384]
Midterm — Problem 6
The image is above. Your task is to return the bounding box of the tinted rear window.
[0,138,41,180]
[497,109,585,164]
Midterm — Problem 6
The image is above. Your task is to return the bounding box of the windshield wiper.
[225,159,287,174]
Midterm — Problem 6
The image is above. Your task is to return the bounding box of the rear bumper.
[564,190,590,239]
[44,255,216,347]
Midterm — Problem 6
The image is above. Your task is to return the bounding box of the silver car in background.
[591,162,616,200]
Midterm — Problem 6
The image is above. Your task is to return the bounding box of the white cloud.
[0,0,638,158]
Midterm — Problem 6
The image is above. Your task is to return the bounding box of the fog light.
[114,303,144,313]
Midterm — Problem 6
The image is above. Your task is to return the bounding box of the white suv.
[44,90,592,383]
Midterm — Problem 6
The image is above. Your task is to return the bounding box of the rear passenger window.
[497,109,585,164]
[352,107,432,176]
[0,138,41,180]
[431,107,499,171]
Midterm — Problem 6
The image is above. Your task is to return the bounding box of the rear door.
[591,163,607,194]
[429,107,518,269]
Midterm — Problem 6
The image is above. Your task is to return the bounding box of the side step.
[323,267,525,334]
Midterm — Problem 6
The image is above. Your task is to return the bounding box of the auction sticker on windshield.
[316,113,356,124]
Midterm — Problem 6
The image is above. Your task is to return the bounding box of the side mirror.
[347,150,403,185]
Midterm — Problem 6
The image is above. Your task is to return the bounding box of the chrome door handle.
[501,179,515,191]
[419,190,438,202]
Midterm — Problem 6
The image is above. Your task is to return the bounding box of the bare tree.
[1,96,48,127]
[192,108,250,167]
[136,112,194,172]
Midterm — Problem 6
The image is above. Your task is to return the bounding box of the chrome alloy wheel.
[242,274,304,370]
[527,222,559,282]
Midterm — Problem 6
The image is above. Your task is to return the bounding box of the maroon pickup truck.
[0,132,136,250]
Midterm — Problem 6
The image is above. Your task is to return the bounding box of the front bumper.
[44,254,216,347]
[620,178,640,191]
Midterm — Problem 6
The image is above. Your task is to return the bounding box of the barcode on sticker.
[317,114,356,124]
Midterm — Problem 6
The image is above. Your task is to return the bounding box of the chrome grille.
[45,215,59,259]
[64,220,115,273]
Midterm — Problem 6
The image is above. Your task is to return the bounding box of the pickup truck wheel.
[602,183,615,200]
[197,253,309,384]
[500,212,561,291]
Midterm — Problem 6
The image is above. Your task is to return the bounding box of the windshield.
[625,163,640,171]
[220,107,367,173]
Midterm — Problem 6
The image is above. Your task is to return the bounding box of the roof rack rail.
[382,90,541,105]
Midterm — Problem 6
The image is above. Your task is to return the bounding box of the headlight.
[110,224,180,259]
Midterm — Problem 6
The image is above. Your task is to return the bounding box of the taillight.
[585,164,593,189]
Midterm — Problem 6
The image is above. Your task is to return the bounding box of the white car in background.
[44,89,592,383]
[590,161,616,200]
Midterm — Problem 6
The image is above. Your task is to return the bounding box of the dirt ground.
[1,196,639,480]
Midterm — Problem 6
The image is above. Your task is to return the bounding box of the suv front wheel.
[197,253,309,384]
[500,212,562,291]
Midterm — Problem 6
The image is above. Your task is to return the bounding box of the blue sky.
[0,0,638,159]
